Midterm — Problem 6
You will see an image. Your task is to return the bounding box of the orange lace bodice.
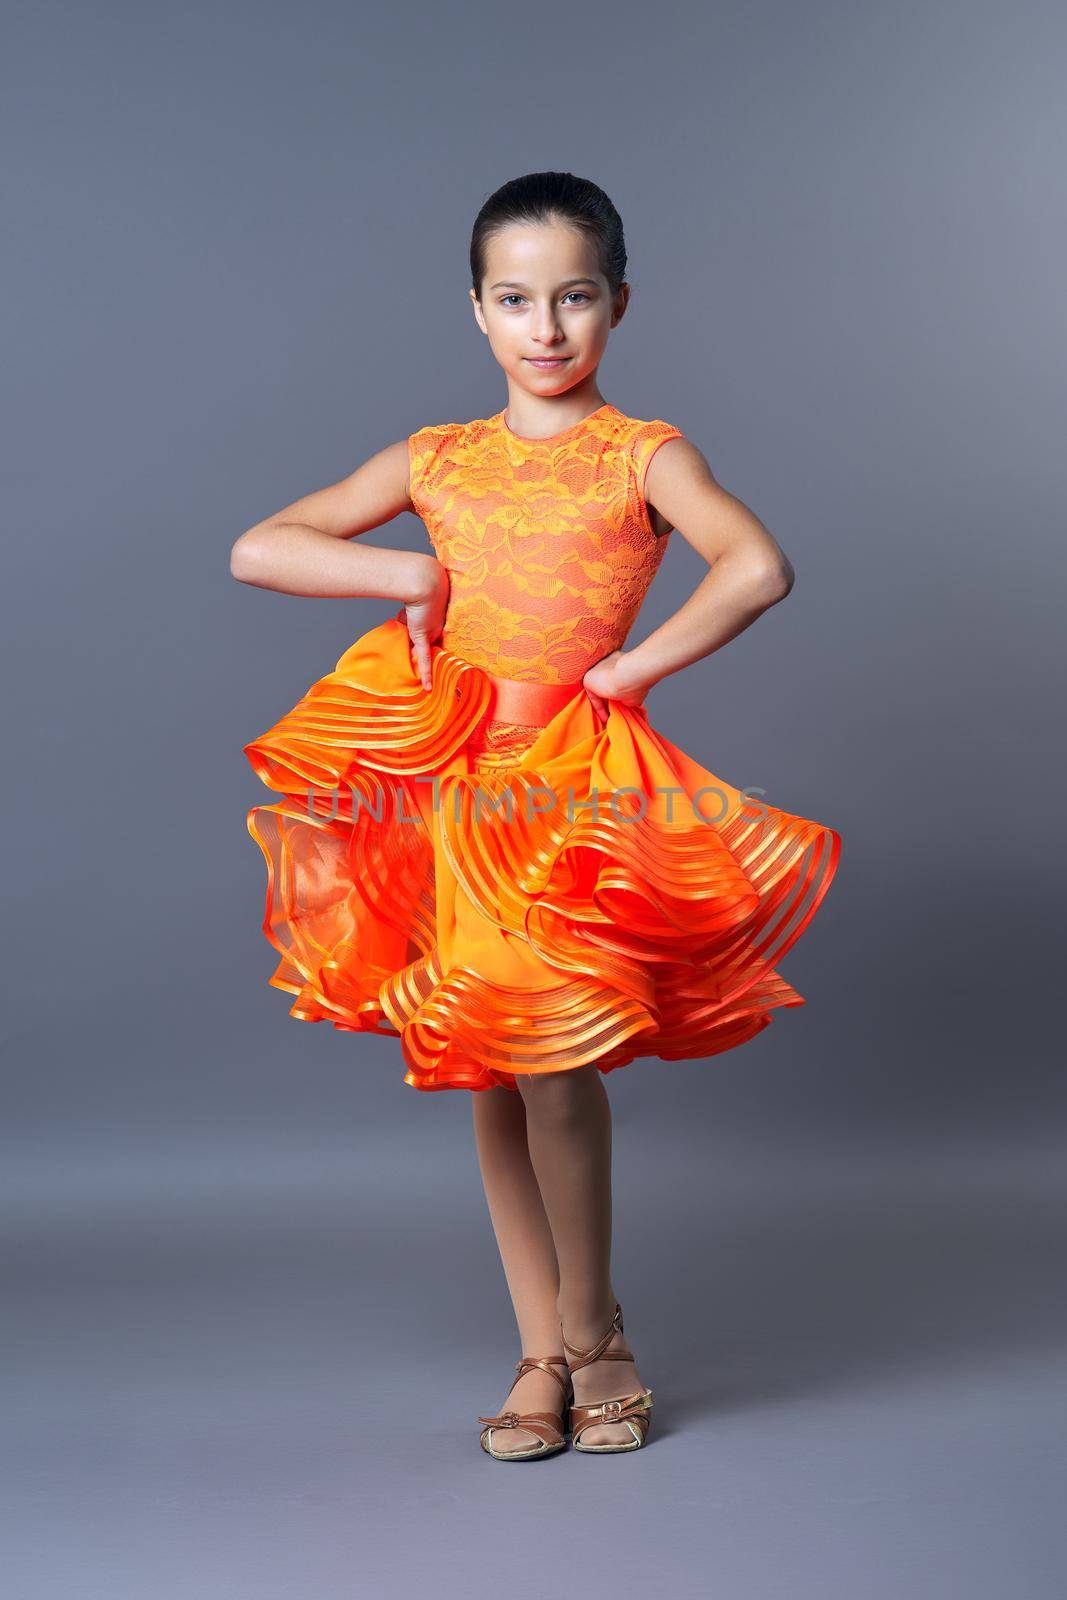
[407,402,686,688]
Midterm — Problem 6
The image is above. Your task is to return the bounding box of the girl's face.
[470,217,628,398]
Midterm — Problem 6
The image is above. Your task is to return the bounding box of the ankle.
[558,1293,620,1347]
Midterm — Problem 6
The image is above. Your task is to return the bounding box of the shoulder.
[407,416,494,512]
[610,412,690,493]
[408,418,468,455]
[407,417,476,479]
[407,414,497,456]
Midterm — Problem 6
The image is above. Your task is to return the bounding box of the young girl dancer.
[233,171,841,1459]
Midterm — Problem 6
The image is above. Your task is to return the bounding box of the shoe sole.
[481,1439,567,1460]
[573,1439,645,1452]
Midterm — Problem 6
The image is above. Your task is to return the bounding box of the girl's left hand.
[581,650,651,726]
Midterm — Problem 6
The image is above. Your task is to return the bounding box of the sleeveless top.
[407,402,685,683]
[407,400,685,768]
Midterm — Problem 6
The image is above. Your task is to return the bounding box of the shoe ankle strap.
[560,1302,630,1372]
[512,1355,572,1398]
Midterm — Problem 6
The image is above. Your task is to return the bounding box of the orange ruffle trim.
[243,616,841,1092]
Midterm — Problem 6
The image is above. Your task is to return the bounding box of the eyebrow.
[489,278,599,291]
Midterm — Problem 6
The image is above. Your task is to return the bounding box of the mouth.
[524,356,572,368]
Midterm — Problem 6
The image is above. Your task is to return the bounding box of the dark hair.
[470,171,627,299]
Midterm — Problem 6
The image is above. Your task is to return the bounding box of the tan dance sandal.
[477,1354,573,1461]
[561,1301,654,1453]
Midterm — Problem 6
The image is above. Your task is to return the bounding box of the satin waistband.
[481,668,584,726]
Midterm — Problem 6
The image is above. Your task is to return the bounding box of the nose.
[531,310,564,345]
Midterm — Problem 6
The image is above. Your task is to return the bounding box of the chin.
[519,366,584,388]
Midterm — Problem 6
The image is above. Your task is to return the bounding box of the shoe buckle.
[498,1411,519,1427]
[600,1398,623,1419]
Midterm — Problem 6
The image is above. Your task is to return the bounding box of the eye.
[499,292,591,308]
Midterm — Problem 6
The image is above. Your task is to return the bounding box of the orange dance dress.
[243,401,841,1092]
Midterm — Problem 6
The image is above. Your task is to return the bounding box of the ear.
[469,287,488,336]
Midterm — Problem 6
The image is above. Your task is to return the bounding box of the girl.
[232,171,840,1459]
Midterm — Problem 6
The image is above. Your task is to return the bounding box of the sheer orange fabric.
[243,403,841,1091]
[408,402,682,686]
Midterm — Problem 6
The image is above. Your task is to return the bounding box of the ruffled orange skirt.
[243,615,841,1092]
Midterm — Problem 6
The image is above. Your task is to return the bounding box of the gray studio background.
[5,1,1064,1595]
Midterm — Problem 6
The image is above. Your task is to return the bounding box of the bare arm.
[583,439,794,715]
[230,438,448,688]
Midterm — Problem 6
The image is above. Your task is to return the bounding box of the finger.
[414,641,433,691]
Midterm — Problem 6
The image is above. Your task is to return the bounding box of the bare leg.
[515,1064,647,1447]
[470,1085,569,1454]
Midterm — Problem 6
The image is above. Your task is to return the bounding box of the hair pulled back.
[470,171,627,298]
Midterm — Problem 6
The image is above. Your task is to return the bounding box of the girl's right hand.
[401,560,451,690]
